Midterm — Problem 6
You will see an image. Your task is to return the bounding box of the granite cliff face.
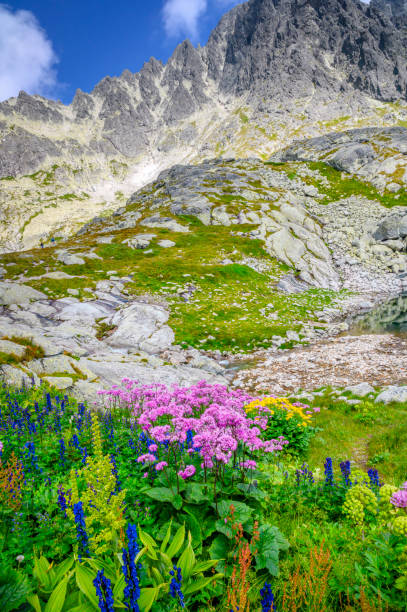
[371,0,407,21]
[1,0,407,251]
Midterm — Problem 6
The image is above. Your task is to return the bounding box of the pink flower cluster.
[391,482,407,509]
[100,380,289,474]
[178,465,196,479]
[239,460,257,470]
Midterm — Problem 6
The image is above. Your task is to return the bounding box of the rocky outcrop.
[371,0,407,21]
[270,127,407,190]
[0,279,228,402]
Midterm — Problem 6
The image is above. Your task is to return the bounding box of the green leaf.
[44,572,72,612]
[160,520,173,553]
[395,574,407,591]
[183,511,202,547]
[138,527,158,558]
[215,519,233,539]
[145,487,176,503]
[67,604,96,612]
[255,525,289,577]
[112,574,126,601]
[178,542,195,581]
[138,587,159,612]
[135,547,148,566]
[236,483,267,501]
[0,568,32,612]
[216,500,253,524]
[53,557,75,584]
[184,574,223,595]
[166,524,185,559]
[171,494,183,510]
[209,534,229,561]
[157,550,172,569]
[75,564,99,608]
[192,559,220,574]
[34,556,53,591]
[86,559,116,583]
[185,483,208,504]
[151,567,165,586]
[27,594,42,612]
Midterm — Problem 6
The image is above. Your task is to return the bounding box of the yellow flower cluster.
[245,396,313,428]
[343,484,377,526]
[377,484,398,528]
[393,516,407,537]
[68,415,126,555]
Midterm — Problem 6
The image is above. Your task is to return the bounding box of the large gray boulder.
[375,385,407,403]
[106,303,175,353]
[0,282,46,305]
[328,144,375,173]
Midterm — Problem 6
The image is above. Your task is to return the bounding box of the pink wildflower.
[155,461,168,471]
[239,460,257,470]
[391,488,407,508]
[178,465,196,480]
[137,454,157,464]
[148,444,158,452]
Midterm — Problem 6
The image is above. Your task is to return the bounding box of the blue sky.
[0,1,244,104]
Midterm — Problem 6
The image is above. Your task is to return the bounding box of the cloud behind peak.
[0,4,58,102]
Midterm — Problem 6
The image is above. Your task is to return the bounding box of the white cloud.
[163,0,208,39]
[0,4,58,102]
[162,0,244,40]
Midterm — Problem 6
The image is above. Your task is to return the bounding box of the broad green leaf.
[86,558,116,582]
[53,557,75,584]
[192,559,220,574]
[138,587,159,612]
[157,550,172,569]
[395,574,407,591]
[255,525,289,577]
[151,567,165,586]
[138,527,158,558]
[166,524,185,559]
[183,512,202,547]
[62,590,80,611]
[113,574,126,600]
[209,534,229,561]
[135,547,148,565]
[236,483,267,501]
[145,487,176,503]
[184,574,223,595]
[184,483,208,504]
[171,494,183,510]
[216,500,253,524]
[75,564,99,608]
[67,604,96,612]
[178,543,195,581]
[27,594,42,612]
[160,520,172,553]
[44,572,72,612]
[215,519,233,539]
[34,556,53,591]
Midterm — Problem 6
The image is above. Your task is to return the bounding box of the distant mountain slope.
[1,0,407,252]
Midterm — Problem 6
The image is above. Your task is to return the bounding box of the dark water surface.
[350,295,407,335]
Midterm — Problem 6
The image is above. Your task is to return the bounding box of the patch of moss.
[1,337,45,363]
[95,320,116,340]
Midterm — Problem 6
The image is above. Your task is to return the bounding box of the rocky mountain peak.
[1,0,407,252]
[206,0,407,101]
